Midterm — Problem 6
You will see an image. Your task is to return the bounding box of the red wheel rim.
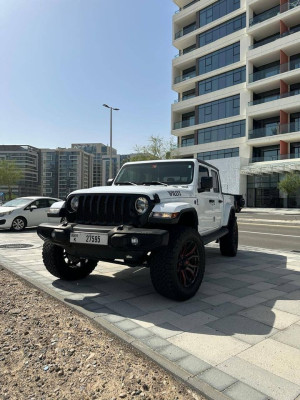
[177,240,200,288]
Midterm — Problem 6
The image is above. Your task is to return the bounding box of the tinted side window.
[32,199,49,208]
[198,166,209,187]
[48,199,58,206]
[211,170,220,193]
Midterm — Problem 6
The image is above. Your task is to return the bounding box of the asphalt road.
[237,211,300,253]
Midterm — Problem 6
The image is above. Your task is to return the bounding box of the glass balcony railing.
[251,153,300,163]
[174,93,196,103]
[249,26,300,51]
[248,59,300,83]
[249,5,280,27]
[174,117,195,130]
[174,71,196,84]
[249,122,300,139]
[249,1,300,27]
[175,24,197,40]
[249,64,281,83]
[248,89,300,106]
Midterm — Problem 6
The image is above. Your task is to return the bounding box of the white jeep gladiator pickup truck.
[37,159,238,301]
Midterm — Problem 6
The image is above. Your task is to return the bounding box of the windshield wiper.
[142,181,168,186]
[116,181,137,186]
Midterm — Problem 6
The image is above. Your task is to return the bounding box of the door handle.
[218,200,223,203]
[209,200,215,204]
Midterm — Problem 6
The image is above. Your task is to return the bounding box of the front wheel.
[11,217,27,231]
[149,227,205,301]
[220,215,238,257]
[42,240,98,280]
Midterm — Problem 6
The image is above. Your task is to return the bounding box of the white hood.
[69,185,195,201]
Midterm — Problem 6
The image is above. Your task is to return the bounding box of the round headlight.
[135,197,149,215]
[70,196,79,212]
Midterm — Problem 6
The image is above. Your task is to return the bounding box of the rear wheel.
[220,215,238,257]
[42,240,97,280]
[11,217,27,232]
[149,227,205,301]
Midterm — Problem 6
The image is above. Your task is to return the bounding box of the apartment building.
[172,0,300,208]
[41,148,94,199]
[71,143,117,187]
[0,145,41,198]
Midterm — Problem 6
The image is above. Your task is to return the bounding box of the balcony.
[249,27,300,50]
[174,23,197,40]
[248,89,300,106]
[249,60,300,83]
[252,153,299,163]
[174,70,196,84]
[249,1,300,27]
[249,122,299,139]
[175,0,200,14]
[174,117,195,130]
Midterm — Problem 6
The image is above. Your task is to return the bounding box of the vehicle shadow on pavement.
[53,247,300,339]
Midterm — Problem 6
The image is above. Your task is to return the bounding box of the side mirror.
[198,176,213,193]
[29,205,38,211]
[107,178,114,186]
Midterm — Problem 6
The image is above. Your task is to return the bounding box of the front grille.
[69,194,149,226]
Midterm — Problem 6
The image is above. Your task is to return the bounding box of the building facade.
[0,145,41,198]
[172,0,300,207]
[41,148,94,199]
[71,143,117,187]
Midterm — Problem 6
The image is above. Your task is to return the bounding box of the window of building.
[198,0,240,28]
[198,147,239,160]
[198,66,245,95]
[198,42,240,75]
[198,95,240,124]
[198,14,246,47]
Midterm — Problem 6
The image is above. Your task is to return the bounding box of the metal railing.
[174,117,195,130]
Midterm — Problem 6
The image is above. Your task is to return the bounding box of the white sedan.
[0,196,62,231]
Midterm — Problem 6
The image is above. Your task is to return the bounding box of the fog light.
[131,237,139,246]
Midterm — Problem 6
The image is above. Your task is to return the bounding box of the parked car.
[0,197,62,231]
[38,159,239,301]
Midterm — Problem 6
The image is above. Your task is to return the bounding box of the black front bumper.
[37,223,169,261]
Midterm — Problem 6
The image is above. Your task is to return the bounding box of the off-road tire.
[42,240,97,280]
[149,227,205,301]
[219,214,238,257]
[11,217,27,232]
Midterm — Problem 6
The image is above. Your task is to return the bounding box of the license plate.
[70,232,108,245]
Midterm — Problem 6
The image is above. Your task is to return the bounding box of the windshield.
[3,198,30,207]
[115,162,194,185]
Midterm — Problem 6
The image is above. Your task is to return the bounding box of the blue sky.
[0,0,177,154]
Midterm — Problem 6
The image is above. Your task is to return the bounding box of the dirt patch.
[0,267,205,400]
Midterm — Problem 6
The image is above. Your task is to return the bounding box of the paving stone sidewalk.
[1,229,300,400]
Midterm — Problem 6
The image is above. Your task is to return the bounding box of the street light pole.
[103,104,119,180]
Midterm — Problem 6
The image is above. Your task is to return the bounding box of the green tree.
[278,172,300,195]
[130,135,177,162]
[0,160,23,200]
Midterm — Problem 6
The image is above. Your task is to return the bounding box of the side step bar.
[202,227,229,245]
